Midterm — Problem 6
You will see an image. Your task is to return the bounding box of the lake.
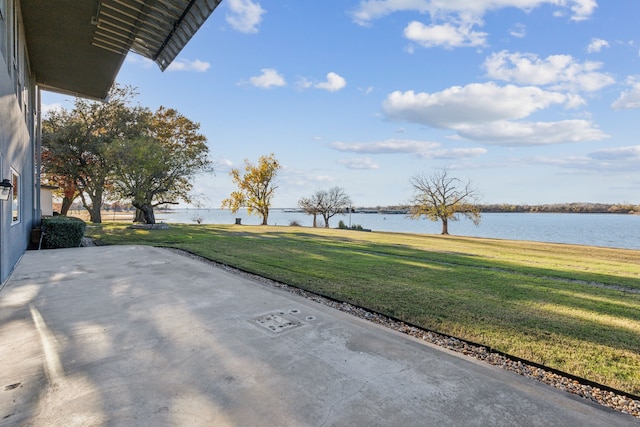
[154,208,640,250]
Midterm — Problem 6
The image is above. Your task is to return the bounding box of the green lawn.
[86,223,640,396]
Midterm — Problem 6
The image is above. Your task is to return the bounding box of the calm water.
[155,208,640,250]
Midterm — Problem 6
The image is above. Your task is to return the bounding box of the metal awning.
[92,0,221,71]
[21,0,221,100]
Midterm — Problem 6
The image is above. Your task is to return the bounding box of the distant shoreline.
[349,202,639,215]
[64,201,639,220]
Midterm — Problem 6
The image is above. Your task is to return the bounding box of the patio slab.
[0,245,636,426]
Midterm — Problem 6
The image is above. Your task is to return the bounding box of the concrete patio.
[0,245,636,426]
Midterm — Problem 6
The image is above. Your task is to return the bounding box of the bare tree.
[298,192,324,227]
[319,186,352,228]
[409,169,481,235]
[299,187,352,228]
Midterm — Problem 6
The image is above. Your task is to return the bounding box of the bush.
[42,216,87,249]
[289,220,301,227]
[338,220,364,231]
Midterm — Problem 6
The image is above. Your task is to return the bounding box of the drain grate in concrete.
[254,313,301,333]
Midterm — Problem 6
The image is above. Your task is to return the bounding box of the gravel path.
[170,248,640,420]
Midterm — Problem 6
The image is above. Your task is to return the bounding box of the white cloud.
[167,59,211,72]
[587,38,609,53]
[331,139,440,155]
[509,23,526,38]
[311,175,336,183]
[226,0,265,34]
[456,120,609,145]
[125,54,155,68]
[216,158,234,168]
[248,68,286,88]
[351,1,596,55]
[383,83,575,128]
[315,72,347,92]
[338,157,380,170]
[569,0,597,22]
[360,86,374,95]
[126,54,211,73]
[382,83,608,146]
[41,103,63,116]
[483,51,614,92]
[330,139,486,159]
[528,145,640,172]
[612,77,640,110]
[296,77,313,90]
[351,0,597,26]
[403,20,487,48]
[212,158,235,174]
[298,72,347,92]
[589,145,640,161]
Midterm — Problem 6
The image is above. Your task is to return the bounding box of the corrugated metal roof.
[92,0,222,71]
[22,0,221,100]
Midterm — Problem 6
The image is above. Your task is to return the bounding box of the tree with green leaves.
[409,169,481,235]
[41,84,148,222]
[40,108,82,215]
[222,153,281,225]
[106,107,211,224]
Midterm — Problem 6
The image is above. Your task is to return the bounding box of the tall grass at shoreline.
[86,223,640,396]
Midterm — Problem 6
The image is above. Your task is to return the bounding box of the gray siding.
[0,0,37,284]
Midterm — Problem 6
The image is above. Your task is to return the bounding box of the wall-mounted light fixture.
[0,178,13,201]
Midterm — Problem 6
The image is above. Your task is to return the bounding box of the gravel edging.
[169,248,640,419]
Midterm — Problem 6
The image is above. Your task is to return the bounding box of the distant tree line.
[479,203,638,214]
[359,203,639,215]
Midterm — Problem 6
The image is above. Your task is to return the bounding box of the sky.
[42,0,640,209]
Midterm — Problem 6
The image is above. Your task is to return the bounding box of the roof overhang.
[22,0,221,100]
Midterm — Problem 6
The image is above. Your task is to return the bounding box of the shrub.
[338,220,365,231]
[289,220,301,227]
[42,216,87,249]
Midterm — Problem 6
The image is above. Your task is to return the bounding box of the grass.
[86,223,640,396]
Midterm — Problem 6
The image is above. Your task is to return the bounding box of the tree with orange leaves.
[222,154,281,225]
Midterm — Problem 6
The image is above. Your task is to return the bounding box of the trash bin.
[235,218,242,225]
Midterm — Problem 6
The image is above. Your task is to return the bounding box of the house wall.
[0,0,38,285]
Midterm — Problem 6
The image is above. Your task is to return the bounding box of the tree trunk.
[80,191,103,223]
[132,201,156,224]
[323,214,330,228]
[261,207,268,225]
[142,206,156,224]
[134,209,145,223]
[60,197,73,216]
[83,188,103,223]
[441,217,449,235]
[312,214,317,228]
[60,184,76,215]
[88,203,102,223]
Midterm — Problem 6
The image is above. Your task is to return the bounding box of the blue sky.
[42,0,640,208]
